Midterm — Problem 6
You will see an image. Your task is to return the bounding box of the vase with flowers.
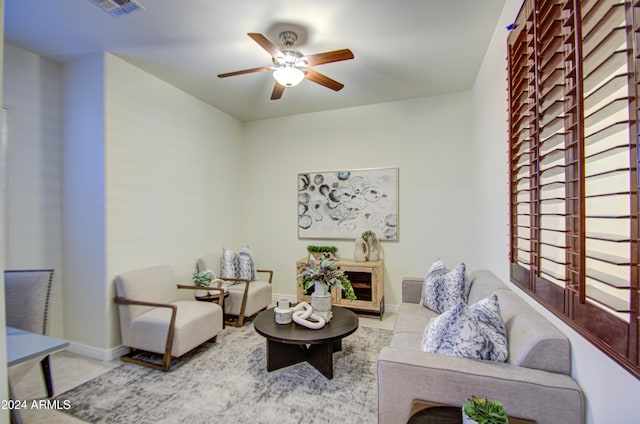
[297,258,356,319]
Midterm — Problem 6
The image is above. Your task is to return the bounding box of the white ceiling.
[4,0,506,122]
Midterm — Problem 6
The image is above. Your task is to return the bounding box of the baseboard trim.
[272,293,398,313]
[67,341,128,362]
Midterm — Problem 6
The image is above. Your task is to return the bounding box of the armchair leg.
[120,349,173,372]
[225,314,244,328]
[40,356,54,398]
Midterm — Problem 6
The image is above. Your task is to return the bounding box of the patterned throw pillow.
[469,294,508,362]
[420,259,470,313]
[421,303,486,359]
[421,295,508,362]
[221,246,258,282]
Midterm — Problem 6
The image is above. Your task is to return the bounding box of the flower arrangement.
[192,269,215,287]
[462,396,508,424]
[297,257,356,301]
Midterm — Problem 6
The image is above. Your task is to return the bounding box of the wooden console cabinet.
[296,258,384,318]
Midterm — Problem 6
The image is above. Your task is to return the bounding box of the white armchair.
[114,265,224,371]
[197,253,273,327]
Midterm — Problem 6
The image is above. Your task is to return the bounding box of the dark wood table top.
[408,401,536,424]
[254,306,359,345]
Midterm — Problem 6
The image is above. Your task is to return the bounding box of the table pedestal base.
[266,339,342,379]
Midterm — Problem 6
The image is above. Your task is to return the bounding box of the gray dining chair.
[4,269,55,398]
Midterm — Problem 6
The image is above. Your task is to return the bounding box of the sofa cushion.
[496,291,571,374]
[394,302,439,334]
[420,260,470,313]
[468,270,509,304]
[389,331,422,351]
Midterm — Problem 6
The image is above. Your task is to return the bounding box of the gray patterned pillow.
[421,295,508,362]
[421,303,486,359]
[469,294,508,362]
[221,246,258,282]
[420,259,470,313]
[239,246,259,281]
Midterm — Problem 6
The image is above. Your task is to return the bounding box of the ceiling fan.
[217,31,354,100]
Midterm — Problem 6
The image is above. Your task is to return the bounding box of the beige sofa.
[377,270,584,424]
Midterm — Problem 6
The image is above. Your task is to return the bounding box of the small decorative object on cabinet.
[462,396,508,424]
[297,257,384,319]
[354,237,368,262]
[361,230,380,261]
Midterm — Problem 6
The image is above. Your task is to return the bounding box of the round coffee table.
[253,306,359,379]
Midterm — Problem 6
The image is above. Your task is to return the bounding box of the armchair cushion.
[115,265,178,321]
[225,281,272,317]
[129,300,222,357]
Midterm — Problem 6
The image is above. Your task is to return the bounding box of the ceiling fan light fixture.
[273,66,305,87]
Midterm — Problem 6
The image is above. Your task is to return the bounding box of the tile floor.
[10,311,396,423]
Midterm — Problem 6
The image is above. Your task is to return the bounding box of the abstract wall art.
[298,168,398,240]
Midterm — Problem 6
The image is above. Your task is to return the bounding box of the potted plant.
[192,268,215,298]
[462,396,508,424]
[306,245,338,261]
[297,257,356,301]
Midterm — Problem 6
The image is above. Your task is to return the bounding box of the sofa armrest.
[377,347,584,424]
[402,278,423,303]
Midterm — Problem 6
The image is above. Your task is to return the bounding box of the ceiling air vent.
[91,0,144,17]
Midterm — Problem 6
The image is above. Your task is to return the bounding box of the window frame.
[507,0,640,379]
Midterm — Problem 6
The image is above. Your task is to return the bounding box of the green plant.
[306,245,338,254]
[192,269,215,287]
[297,257,356,301]
[361,230,377,243]
[462,396,508,424]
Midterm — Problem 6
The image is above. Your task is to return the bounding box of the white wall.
[103,54,244,348]
[470,0,639,422]
[61,53,107,350]
[243,93,474,307]
[6,48,246,355]
[2,43,64,337]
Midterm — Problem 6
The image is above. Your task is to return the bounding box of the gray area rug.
[58,324,391,424]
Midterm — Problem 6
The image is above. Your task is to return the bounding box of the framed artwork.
[298,167,398,240]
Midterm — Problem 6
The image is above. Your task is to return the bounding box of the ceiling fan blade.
[248,33,283,58]
[217,66,272,78]
[271,82,285,100]
[303,49,354,66]
[304,69,345,91]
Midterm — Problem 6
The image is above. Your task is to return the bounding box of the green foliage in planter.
[297,258,356,301]
[361,230,377,243]
[306,245,338,254]
[192,269,215,287]
[462,396,508,424]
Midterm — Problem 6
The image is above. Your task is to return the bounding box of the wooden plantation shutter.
[508,0,640,378]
